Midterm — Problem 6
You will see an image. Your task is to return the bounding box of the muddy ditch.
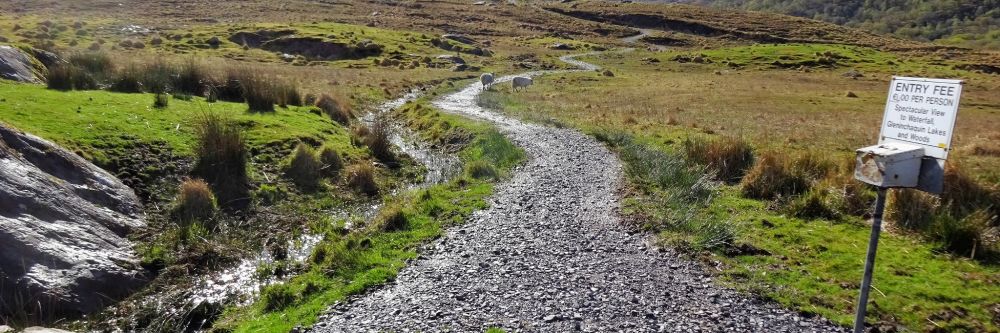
[228,29,383,60]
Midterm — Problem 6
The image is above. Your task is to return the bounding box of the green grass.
[606,135,999,331]
[216,102,524,332]
[711,188,1000,332]
[0,82,362,159]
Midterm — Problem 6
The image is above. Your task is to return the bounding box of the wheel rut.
[313,53,844,332]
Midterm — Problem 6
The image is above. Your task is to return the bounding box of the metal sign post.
[853,188,887,333]
[851,76,963,333]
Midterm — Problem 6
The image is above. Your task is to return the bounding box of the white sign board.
[878,76,963,159]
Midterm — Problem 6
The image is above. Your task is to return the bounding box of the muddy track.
[313,53,845,332]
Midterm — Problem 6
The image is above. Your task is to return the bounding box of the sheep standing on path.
[511,76,533,92]
[480,72,495,91]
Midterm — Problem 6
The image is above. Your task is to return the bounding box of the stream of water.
[103,90,463,332]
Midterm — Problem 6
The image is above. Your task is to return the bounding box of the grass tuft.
[465,160,499,180]
[363,117,394,163]
[193,112,250,210]
[740,152,809,200]
[316,94,353,126]
[153,93,169,108]
[344,162,379,196]
[318,145,344,178]
[283,143,323,191]
[238,69,278,112]
[684,136,755,183]
[260,283,297,312]
[374,202,408,232]
[170,178,217,227]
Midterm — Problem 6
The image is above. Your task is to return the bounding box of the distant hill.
[634,0,1000,49]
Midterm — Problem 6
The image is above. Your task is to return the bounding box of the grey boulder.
[0,123,147,320]
[0,45,43,83]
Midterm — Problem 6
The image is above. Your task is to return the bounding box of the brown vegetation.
[683,136,754,183]
[171,179,217,226]
[316,94,353,126]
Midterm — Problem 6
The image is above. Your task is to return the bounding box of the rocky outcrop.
[0,123,147,321]
[0,45,44,83]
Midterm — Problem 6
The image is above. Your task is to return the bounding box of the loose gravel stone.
[313,54,846,333]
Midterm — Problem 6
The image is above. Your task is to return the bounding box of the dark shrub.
[153,93,169,108]
[170,179,216,227]
[787,186,841,220]
[345,163,379,196]
[211,69,244,102]
[932,210,995,258]
[940,164,1000,219]
[318,145,344,177]
[316,94,352,125]
[193,112,250,210]
[887,188,937,231]
[45,65,74,90]
[282,143,322,191]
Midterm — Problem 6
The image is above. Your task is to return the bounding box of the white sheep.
[511,76,533,92]
[480,72,495,91]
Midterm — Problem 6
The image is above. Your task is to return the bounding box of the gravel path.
[313,55,845,332]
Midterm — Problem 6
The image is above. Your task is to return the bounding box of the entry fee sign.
[879,77,963,160]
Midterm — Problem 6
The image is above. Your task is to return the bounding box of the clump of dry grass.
[237,69,279,112]
[171,179,217,226]
[316,94,353,125]
[684,136,754,183]
[344,162,379,196]
[46,64,98,90]
[740,151,810,200]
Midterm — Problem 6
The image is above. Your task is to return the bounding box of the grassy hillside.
[644,0,1000,49]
